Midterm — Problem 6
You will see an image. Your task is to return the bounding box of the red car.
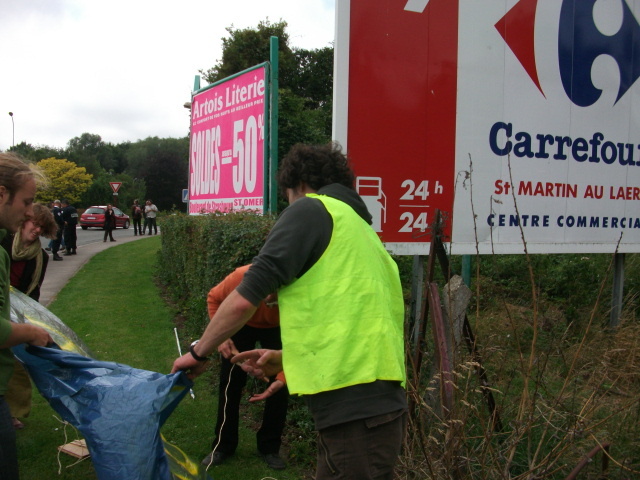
[80,206,130,230]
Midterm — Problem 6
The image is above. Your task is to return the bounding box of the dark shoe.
[110,239,116,242]
[63,251,72,256]
[201,451,230,466]
[71,250,77,255]
[260,453,286,470]
[44,247,51,251]
[53,254,63,261]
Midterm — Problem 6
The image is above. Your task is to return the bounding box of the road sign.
[109,182,122,194]
[182,189,189,203]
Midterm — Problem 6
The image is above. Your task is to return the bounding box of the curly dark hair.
[277,143,355,194]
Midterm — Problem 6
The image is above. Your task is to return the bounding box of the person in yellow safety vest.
[172,142,407,480]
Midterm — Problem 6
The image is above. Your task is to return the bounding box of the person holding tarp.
[0,153,53,480]
[200,264,288,470]
[172,143,407,480]
[1,202,57,429]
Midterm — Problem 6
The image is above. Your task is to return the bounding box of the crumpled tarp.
[9,288,213,480]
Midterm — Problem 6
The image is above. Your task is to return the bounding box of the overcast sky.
[0,0,335,152]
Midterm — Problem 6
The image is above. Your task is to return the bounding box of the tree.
[201,20,334,212]
[36,158,93,205]
[8,142,65,164]
[66,133,106,176]
[125,137,189,211]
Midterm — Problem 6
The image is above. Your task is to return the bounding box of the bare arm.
[0,323,52,349]
[171,289,257,378]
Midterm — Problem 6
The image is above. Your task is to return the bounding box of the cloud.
[0,0,335,151]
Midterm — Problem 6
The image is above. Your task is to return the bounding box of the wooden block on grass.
[58,439,90,459]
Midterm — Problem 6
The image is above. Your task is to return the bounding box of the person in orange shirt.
[198,265,288,470]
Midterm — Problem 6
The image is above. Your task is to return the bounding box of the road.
[40,224,156,249]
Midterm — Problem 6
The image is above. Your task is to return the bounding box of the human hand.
[231,349,283,380]
[28,326,53,347]
[217,339,239,359]
[249,379,285,402]
[171,353,208,379]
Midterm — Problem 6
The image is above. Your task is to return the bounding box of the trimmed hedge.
[157,212,276,335]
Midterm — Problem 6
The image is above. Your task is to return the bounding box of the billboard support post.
[269,36,279,214]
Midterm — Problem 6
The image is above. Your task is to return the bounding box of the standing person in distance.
[144,199,158,235]
[60,199,78,255]
[0,203,57,429]
[103,204,116,242]
[0,153,54,479]
[200,265,289,470]
[131,199,143,236]
[172,143,407,480]
[50,199,65,261]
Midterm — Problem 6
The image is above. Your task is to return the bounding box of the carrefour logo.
[496,0,640,107]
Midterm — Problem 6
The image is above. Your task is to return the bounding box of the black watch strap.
[189,340,209,362]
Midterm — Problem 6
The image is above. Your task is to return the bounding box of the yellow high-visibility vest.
[278,194,406,395]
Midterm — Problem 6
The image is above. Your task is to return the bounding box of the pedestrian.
[200,265,288,470]
[144,200,158,235]
[50,200,65,261]
[172,143,407,480]
[0,153,54,480]
[131,199,143,236]
[60,199,78,255]
[103,204,116,242]
[0,203,57,430]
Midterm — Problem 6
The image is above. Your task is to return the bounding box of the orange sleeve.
[207,266,251,319]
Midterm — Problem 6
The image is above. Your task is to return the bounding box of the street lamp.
[8,112,14,147]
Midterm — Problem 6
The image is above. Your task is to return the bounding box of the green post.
[462,255,472,287]
[269,36,279,214]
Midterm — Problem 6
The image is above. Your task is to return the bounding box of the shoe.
[110,239,116,242]
[71,250,77,255]
[45,247,51,251]
[260,453,286,470]
[201,451,230,466]
[63,251,72,256]
[53,254,63,261]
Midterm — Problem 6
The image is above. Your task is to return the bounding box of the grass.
[16,236,313,480]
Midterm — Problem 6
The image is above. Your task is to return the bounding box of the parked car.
[80,206,130,230]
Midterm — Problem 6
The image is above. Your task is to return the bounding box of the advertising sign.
[335,0,640,254]
[188,64,268,214]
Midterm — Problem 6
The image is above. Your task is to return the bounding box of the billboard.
[188,64,268,214]
[334,0,640,254]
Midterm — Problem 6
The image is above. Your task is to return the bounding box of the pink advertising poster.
[188,65,267,214]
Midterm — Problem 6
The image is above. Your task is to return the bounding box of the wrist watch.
[189,340,209,362]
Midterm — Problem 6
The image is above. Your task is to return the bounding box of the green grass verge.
[16,236,312,479]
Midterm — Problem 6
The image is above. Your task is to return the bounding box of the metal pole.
[609,253,625,328]
[8,112,14,147]
[269,36,279,214]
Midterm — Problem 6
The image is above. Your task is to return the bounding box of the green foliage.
[124,137,189,211]
[201,19,333,200]
[157,212,275,336]
[36,157,93,204]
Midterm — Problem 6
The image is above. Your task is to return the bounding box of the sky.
[0,0,335,152]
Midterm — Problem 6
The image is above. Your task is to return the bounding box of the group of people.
[172,142,407,479]
[131,199,158,236]
[0,142,407,480]
[49,198,78,260]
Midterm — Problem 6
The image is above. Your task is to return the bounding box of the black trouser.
[212,325,288,455]
[52,226,63,254]
[0,397,19,480]
[146,217,157,234]
[63,224,77,252]
[133,218,142,235]
[103,227,115,241]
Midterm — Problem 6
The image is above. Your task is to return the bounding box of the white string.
[204,362,235,471]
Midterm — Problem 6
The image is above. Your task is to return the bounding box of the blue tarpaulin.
[13,344,194,480]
